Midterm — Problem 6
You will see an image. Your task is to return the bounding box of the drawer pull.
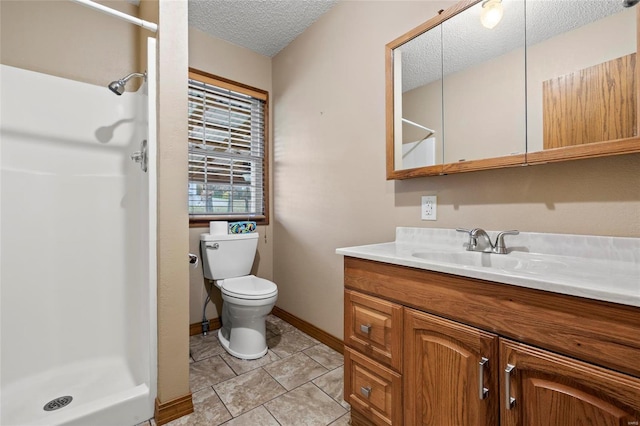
[360,386,372,399]
[478,357,489,400]
[360,324,371,334]
[505,364,516,409]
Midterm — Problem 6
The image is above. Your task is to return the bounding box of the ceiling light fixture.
[480,0,504,29]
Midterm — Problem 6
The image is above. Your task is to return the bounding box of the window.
[188,69,268,225]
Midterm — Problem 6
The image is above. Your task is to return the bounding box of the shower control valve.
[130,139,148,172]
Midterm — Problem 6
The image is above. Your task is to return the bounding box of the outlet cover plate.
[421,195,437,221]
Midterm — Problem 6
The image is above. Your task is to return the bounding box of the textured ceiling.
[398,0,627,93]
[188,0,339,57]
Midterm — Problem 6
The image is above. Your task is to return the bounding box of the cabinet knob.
[478,357,489,400]
[360,386,372,399]
[505,364,516,409]
[359,324,371,334]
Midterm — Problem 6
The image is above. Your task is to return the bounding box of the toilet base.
[217,328,268,360]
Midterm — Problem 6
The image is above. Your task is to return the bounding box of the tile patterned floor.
[137,315,349,426]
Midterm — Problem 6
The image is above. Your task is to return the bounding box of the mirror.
[394,26,443,172]
[442,0,526,169]
[526,0,637,162]
[386,0,640,180]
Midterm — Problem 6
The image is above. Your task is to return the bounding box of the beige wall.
[154,0,190,405]
[272,1,457,339]
[272,0,640,340]
[187,28,274,325]
[0,0,139,87]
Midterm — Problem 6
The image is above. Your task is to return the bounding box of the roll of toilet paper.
[210,221,228,235]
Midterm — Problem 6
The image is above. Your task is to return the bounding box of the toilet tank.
[200,232,259,280]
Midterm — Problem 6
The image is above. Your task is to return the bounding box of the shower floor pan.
[1,356,151,426]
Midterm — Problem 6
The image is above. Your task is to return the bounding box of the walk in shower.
[0,37,157,426]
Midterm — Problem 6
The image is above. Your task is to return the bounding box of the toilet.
[200,232,278,359]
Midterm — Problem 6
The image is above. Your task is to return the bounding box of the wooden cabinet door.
[500,339,640,426]
[404,308,499,426]
[542,53,637,149]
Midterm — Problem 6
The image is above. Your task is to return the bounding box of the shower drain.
[43,396,73,411]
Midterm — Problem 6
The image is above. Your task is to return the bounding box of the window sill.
[189,215,268,228]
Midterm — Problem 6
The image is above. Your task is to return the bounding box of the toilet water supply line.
[188,251,211,335]
[201,280,214,336]
[196,244,213,336]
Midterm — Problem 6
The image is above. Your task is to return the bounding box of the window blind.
[188,74,266,219]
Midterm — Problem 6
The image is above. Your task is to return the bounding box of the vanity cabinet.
[342,256,640,425]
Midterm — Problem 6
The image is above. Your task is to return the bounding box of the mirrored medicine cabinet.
[386,0,640,179]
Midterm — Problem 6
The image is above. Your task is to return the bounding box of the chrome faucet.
[456,228,519,254]
[470,228,493,252]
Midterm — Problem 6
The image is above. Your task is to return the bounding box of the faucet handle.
[494,230,519,254]
[456,228,475,251]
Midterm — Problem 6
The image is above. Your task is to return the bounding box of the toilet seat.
[219,275,278,300]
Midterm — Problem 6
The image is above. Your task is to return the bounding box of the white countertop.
[336,227,640,308]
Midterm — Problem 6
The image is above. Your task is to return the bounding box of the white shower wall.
[1,63,155,425]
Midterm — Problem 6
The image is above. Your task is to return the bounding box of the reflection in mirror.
[394,26,443,170]
[526,0,637,153]
[442,0,526,164]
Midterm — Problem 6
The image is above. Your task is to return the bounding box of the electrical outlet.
[421,195,437,221]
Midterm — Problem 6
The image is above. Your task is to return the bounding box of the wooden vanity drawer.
[345,289,403,371]
[345,347,402,426]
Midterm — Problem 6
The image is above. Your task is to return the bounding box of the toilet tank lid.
[200,232,258,241]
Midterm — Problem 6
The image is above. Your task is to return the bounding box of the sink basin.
[337,227,640,308]
[410,249,636,288]
[412,250,524,270]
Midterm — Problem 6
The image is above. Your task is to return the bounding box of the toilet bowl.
[200,232,278,360]
[215,275,277,359]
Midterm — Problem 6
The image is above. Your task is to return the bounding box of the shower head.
[108,80,126,96]
[107,72,147,96]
